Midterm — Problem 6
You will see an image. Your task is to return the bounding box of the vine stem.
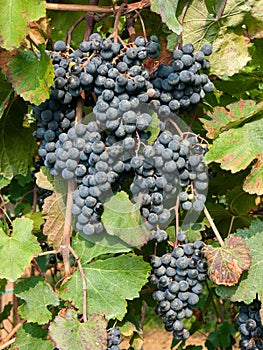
[84,0,99,41]
[69,246,88,323]
[34,250,57,257]
[0,320,25,346]
[215,0,227,21]
[204,206,224,247]
[175,0,191,50]
[0,194,13,226]
[61,179,75,276]
[46,0,150,14]
[66,14,87,47]
[75,97,84,124]
[0,338,16,350]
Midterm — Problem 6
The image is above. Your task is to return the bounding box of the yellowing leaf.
[209,31,251,76]
[201,100,263,139]
[49,310,107,350]
[203,236,251,286]
[216,221,263,305]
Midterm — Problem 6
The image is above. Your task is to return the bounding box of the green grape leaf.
[206,321,236,349]
[59,254,150,320]
[11,323,54,350]
[35,167,55,191]
[0,218,41,281]
[205,118,263,195]
[71,233,131,265]
[0,176,11,189]
[14,276,59,324]
[201,100,263,139]
[0,72,13,118]
[216,224,263,305]
[182,0,251,76]
[150,0,182,35]
[225,185,257,216]
[49,310,107,350]
[0,0,46,50]
[7,48,54,105]
[0,102,37,179]
[146,112,160,144]
[203,236,251,286]
[101,191,151,247]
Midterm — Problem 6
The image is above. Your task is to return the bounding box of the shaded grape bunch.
[107,327,122,350]
[236,299,263,350]
[150,43,214,113]
[150,232,208,340]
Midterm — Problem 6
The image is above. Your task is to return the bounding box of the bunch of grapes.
[236,299,263,350]
[107,327,122,350]
[150,232,208,340]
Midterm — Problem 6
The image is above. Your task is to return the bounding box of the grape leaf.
[243,158,263,195]
[0,0,46,50]
[201,100,263,139]
[0,102,37,179]
[216,227,263,305]
[150,0,182,35]
[235,219,263,239]
[71,233,131,265]
[35,167,55,191]
[146,111,160,144]
[14,276,59,324]
[59,254,150,320]
[11,323,54,350]
[225,185,257,216]
[49,310,107,350]
[0,176,11,189]
[205,118,263,195]
[0,218,41,281]
[203,236,251,286]
[0,72,13,118]
[208,31,251,77]
[41,171,67,249]
[101,191,151,247]
[7,48,54,105]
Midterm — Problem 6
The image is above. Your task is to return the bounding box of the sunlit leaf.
[59,254,150,320]
[0,218,41,281]
[150,0,182,35]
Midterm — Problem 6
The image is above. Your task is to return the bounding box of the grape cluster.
[107,327,122,350]
[150,43,214,113]
[237,299,263,350]
[150,232,208,340]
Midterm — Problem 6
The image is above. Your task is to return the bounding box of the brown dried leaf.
[42,192,66,249]
[203,236,251,286]
[28,17,51,45]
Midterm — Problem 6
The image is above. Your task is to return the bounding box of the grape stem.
[69,246,88,323]
[34,250,58,257]
[66,14,87,47]
[61,179,75,276]
[84,0,99,41]
[0,320,25,347]
[0,194,13,226]
[215,0,227,21]
[175,0,191,50]
[134,10,147,41]
[204,206,224,247]
[76,97,84,124]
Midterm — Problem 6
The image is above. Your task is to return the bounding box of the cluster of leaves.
[0,0,262,349]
